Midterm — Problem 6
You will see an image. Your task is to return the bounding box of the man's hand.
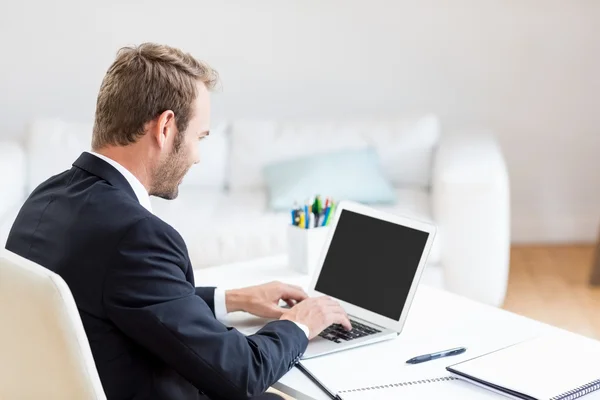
[225,281,308,319]
[280,296,352,339]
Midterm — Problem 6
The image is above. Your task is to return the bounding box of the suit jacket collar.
[73,152,138,203]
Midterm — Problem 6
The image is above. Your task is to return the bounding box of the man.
[5,43,351,400]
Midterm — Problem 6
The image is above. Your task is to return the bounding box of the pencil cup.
[287,225,330,276]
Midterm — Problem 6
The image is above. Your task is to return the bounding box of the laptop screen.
[314,209,430,320]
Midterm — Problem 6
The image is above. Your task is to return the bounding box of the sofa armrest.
[0,141,26,225]
[431,130,510,307]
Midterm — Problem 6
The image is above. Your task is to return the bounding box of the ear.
[155,110,176,150]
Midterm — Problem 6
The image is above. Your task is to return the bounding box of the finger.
[280,284,308,302]
[329,311,352,331]
[320,304,351,327]
[284,299,296,308]
[288,285,309,303]
[322,304,349,317]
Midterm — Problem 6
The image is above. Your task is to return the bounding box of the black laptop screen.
[314,209,430,320]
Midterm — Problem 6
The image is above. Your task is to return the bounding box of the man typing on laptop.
[5,43,351,400]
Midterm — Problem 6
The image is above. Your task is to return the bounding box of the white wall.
[1,0,599,243]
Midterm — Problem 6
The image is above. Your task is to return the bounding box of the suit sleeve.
[103,217,308,400]
[195,286,216,313]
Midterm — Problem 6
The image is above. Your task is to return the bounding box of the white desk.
[195,256,599,400]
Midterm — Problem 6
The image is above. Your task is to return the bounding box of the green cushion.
[263,148,397,211]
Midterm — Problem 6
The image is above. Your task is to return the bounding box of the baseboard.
[511,215,600,244]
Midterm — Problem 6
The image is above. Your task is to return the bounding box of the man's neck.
[92,146,152,193]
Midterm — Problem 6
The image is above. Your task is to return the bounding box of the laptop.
[302,200,436,359]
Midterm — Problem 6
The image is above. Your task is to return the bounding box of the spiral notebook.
[446,334,600,400]
[338,376,457,395]
[337,376,504,399]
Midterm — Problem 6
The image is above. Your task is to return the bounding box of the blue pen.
[304,201,309,229]
[321,198,331,227]
[406,347,467,364]
[322,207,330,227]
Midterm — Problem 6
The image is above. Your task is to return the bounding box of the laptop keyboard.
[318,319,381,343]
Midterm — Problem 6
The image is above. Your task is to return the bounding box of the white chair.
[0,249,106,399]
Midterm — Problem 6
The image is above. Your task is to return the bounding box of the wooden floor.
[272,244,600,399]
[503,244,600,340]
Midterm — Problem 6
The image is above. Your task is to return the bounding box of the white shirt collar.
[88,151,153,214]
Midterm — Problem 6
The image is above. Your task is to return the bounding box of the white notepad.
[446,333,600,400]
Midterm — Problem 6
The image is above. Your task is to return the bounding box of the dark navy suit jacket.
[6,152,308,400]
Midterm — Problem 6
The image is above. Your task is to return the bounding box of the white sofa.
[0,115,510,306]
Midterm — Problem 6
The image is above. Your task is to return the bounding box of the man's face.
[150,82,210,200]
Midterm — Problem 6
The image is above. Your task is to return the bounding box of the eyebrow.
[200,130,210,137]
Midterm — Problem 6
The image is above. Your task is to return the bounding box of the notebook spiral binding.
[552,379,600,400]
[338,376,458,394]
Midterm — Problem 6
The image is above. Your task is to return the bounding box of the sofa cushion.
[228,115,440,192]
[0,141,26,219]
[151,187,441,269]
[24,118,228,193]
[26,119,93,193]
[263,148,397,211]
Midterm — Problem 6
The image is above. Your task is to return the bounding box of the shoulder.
[116,212,189,263]
[122,213,185,246]
[73,175,187,255]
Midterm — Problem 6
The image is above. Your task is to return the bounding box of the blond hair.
[92,43,218,149]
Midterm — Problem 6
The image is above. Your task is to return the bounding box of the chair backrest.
[0,250,106,399]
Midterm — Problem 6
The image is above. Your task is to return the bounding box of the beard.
[149,146,191,200]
